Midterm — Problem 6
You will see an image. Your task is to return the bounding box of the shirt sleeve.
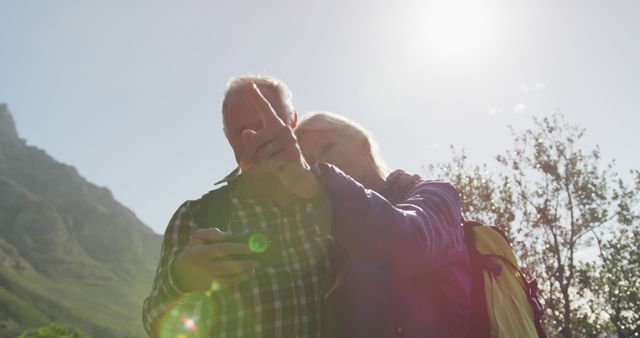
[142,201,212,337]
[315,163,466,279]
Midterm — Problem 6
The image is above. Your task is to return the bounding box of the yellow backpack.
[463,220,549,338]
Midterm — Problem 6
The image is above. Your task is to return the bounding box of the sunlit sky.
[1,0,638,234]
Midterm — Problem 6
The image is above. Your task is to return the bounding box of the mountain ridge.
[0,103,161,337]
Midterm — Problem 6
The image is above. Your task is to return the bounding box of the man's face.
[223,86,293,166]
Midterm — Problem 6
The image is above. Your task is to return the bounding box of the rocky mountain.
[0,103,162,337]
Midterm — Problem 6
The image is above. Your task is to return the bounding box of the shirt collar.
[214,167,289,198]
[214,167,241,185]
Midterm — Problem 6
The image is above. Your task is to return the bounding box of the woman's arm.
[315,163,466,279]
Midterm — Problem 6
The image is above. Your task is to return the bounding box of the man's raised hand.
[239,82,320,198]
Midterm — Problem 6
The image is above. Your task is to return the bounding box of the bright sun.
[412,0,496,62]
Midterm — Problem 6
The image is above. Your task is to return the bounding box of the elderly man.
[142,75,338,338]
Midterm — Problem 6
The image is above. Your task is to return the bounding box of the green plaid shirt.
[143,171,337,338]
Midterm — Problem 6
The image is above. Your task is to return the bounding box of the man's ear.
[290,111,298,128]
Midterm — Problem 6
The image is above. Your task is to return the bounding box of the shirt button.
[396,327,404,337]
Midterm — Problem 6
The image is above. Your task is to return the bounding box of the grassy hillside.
[0,104,162,338]
[0,260,154,337]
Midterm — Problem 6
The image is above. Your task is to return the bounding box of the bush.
[18,322,86,338]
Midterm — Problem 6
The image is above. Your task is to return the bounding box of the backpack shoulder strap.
[462,219,492,338]
[190,185,231,229]
[463,219,549,338]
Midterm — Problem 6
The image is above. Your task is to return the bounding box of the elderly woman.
[293,112,471,338]
[238,83,470,337]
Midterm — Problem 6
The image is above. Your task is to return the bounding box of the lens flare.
[156,261,264,338]
[248,233,268,253]
[205,280,221,297]
[157,293,218,338]
[181,317,197,332]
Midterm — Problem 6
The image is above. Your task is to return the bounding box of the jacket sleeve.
[315,163,465,278]
[142,202,212,337]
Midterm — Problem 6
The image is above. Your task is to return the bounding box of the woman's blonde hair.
[295,111,388,177]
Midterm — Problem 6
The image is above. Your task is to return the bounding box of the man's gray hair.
[222,75,295,117]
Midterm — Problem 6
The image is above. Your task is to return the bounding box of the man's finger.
[212,272,252,288]
[239,129,257,171]
[240,125,289,170]
[192,227,230,243]
[190,242,255,259]
[241,129,256,143]
[247,81,285,127]
[254,129,295,162]
[208,259,260,276]
[188,238,204,246]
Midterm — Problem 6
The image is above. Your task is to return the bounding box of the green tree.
[494,113,621,338]
[426,147,516,235]
[429,113,639,337]
[577,170,640,338]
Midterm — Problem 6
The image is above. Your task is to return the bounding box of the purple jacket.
[315,164,471,338]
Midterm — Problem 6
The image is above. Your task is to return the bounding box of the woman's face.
[298,130,370,182]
